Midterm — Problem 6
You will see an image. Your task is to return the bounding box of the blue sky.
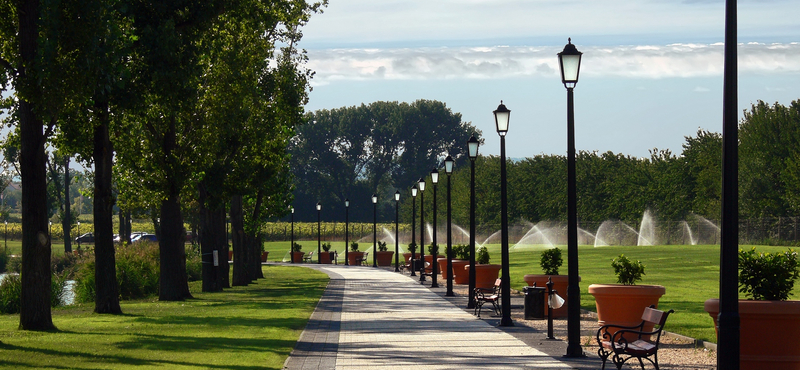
[298,0,800,158]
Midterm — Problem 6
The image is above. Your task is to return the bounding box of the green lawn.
[0,265,328,369]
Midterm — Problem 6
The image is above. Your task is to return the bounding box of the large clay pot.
[425,255,444,274]
[588,284,666,341]
[229,250,233,261]
[523,275,578,319]
[260,251,269,263]
[347,251,365,266]
[467,264,503,289]
[290,251,305,263]
[451,260,470,284]
[705,299,800,370]
[319,251,333,264]
[375,251,394,266]
[403,253,419,265]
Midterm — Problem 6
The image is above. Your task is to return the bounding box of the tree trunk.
[199,181,223,292]
[63,156,72,253]
[92,98,121,314]
[248,190,265,280]
[18,0,55,331]
[219,207,230,288]
[158,193,192,301]
[231,195,248,286]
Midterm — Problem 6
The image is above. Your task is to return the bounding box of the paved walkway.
[283,264,601,370]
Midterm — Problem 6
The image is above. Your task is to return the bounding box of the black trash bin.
[523,286,546,320]
[413,259,424,271]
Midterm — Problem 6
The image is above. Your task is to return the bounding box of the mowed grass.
[0,265,328,369]
[503,243,800,344]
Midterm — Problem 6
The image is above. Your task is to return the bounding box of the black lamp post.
[290,207,295,263]
[77,221,81,248]
[444,155,455,296]
[410,185,418,277]
[718,1,740,368]
[558,38,584,357]
[493,101,513,327]
[372,193,378,267]
[316,202,322,264]
[418,177,426,283]
[394,190,401,272]
[467,133,479,308]
[430,168,439,288]
[345,199,350,266]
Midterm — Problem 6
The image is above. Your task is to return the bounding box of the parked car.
[75,232,94,244]
[131,233,158,243]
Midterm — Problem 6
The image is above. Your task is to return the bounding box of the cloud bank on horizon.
[298,0,800,158]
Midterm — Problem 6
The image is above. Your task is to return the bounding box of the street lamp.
[394,190,401,272]
[493,101,513,327]
[372,193,378,267]
[345,199,350,266]
[444,155,455,296]
[410,185,418,277]
[290,207,295,263]
[558,38,584,356]
[467,133,480,308]
[316,202,322,264]
[430,168,439,288]
[718,2,740,368]
[418,177,426,284]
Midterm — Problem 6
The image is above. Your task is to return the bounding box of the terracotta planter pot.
[424,255,444,274]
[260,251,269,263]
[228,250,233,261]
[347,251,365,266]
[523,275,578,319]
[451,260,470,284]
[375,251,394,266]
[290,251,304,263]
[466,264,503,289]
[588,284,666,341]
[319,251,333,264]
[705,299,800,370]
[402,253,419,264]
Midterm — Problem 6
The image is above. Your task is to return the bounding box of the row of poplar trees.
[0,0,325,330]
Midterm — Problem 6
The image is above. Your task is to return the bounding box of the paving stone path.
[283,265,601,370]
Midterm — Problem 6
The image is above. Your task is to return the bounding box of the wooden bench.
[473,278,501,318]
[355,252,369,266]
[596,305,674,370]
[302,251,314,263]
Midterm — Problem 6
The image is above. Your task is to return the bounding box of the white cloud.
[307,42,800,86]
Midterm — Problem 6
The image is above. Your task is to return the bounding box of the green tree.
[681,129,722,219]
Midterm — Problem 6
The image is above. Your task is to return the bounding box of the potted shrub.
[403,242,418,269]
[704,248,800,370]
[319,242,333,264]
[523,247,576,318]
[375,241,394,266]
[290,243,304,263]
[260,244,270,263]
[467,246,502,289]
[588,254,666,341]
[347,242,364,266]
[450,244,471,284]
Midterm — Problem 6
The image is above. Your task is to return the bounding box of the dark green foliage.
[427,244,439,255]
[0,273,68,314]
[0,274,21,314]
[407,242,417,253]
[376,241,387,252]
[540,248,563,275]
[477,246,490,265]
[322,242,332,252]
[74,242,162,303]
[611,254,645,285]
[349,242,359,252]
[186,244,202,282]
[453,244,469,260]
[292,243,302,252]
[0,249,8,273]
[739,248,800,300]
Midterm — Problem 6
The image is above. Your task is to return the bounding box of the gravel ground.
[444,282,718,369]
